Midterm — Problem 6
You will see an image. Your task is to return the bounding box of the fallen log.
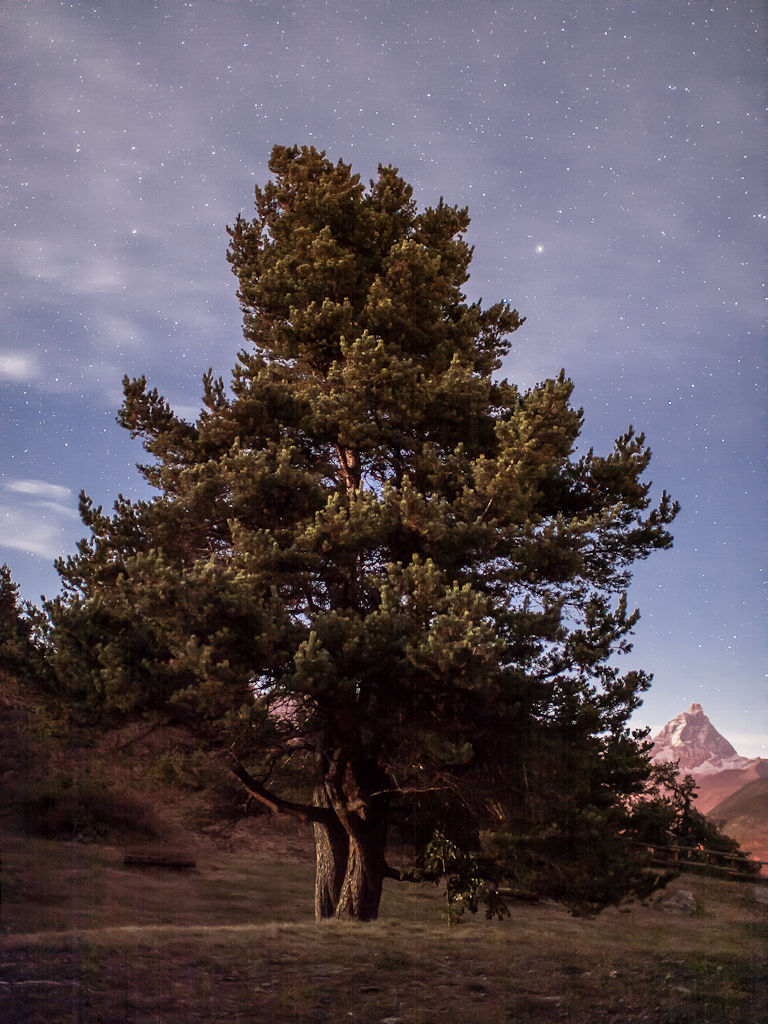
[495,888,540,902]
[124,853,196,869]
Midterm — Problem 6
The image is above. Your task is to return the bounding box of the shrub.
[9,774,160,840]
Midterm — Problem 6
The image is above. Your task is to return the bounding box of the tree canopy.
[48,145,679,920]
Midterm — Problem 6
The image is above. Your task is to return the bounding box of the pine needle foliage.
[47,145,679,920]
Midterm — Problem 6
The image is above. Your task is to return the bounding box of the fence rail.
[624,839,767,876]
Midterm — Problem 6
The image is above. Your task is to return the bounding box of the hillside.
[695,759,768,815]
[707,777,768,866]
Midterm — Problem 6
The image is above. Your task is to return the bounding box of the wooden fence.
[624,840,766,880]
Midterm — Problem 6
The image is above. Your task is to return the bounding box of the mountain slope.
[707,777,768,865]
[694,758,768,815]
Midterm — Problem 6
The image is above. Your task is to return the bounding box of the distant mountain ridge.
[650,702,753,776]
[692,759,768,815]
[650,702,767,869]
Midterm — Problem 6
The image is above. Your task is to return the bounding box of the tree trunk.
[313,785,349,919]
[226,754,397,921]
[320,754,398,922]
[334,832,390,921]
[333,835,391,925]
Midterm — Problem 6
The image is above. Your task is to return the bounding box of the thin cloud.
[7,480,73,501]
[0,353,40,382]
[1,480,79,559]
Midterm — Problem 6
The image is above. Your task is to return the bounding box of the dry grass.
[1,822,766,1023]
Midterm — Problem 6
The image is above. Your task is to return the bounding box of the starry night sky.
[3,2,765,755]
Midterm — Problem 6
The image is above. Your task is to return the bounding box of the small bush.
[10,775,160,840]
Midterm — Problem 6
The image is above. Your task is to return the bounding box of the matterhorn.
[650,703,752,777]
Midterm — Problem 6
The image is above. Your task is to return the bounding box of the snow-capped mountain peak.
[650,703,751,777]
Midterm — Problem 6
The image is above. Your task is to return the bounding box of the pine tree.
[0,563,42,675]
[48,145,679,920]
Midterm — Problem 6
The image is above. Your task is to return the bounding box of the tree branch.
[228,757,337,827]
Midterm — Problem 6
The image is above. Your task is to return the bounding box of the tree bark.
[334,831,391,921]
[313,784,349,919]
[335,445,361,496]
[327,756,400,922]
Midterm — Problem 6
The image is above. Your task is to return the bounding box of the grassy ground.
[1,821,766,1024]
